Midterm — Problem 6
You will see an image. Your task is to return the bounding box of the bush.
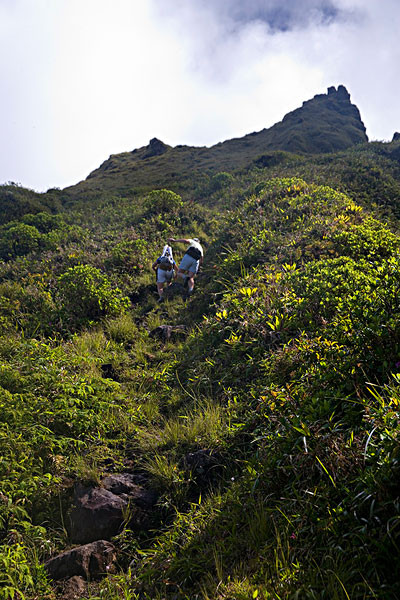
[209,172,234,192]
[0,279,56,336]
[58,264,129,324]
[107,238,149,272]
[21,212,63,233]
[0,224,41,259]
[144,189,183,214]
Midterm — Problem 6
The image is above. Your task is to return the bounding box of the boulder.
[69,485,127,544]
[45,540,116,581]
[69,478,159,544]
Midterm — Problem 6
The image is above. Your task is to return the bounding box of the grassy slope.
[0,144,400,598]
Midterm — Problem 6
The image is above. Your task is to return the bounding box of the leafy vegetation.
[1,111,400,599]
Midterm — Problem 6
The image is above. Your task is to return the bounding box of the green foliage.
[144,189,183,214]
[57,264,129,324]
[0,541,52,600]
[0,184,55,225]
[107,237,150,273]
[0,277,56,336]
[2,144,400,599]
[0,223,41,259]
[209,171,234,192]
[332,215,399,260]
[21,211,63,233]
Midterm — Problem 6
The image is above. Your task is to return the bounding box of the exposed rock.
[70,84,369,196]
[101,473,158,508]
[69,478,159,544]
[392,132,400,142]
[336,84,351,101]
[142,137,169,158]
[45,540,116,581]
[149,324,187,341]
[69,485,128,544]
[59,575,87,599]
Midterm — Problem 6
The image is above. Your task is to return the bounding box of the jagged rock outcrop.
[266,84,368,153]
[45,540,116,581]
[142,137,169,158]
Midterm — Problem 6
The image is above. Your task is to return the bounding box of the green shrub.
[107,238,149,272]
[144,189,183,214]
[0,224,41,259]
[21,212,63,233]
[58,264,129,324]
[209,172,234,192]
[332,216,399,260]
[0,279,56,336]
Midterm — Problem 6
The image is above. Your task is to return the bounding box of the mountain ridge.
[65,85,368,196]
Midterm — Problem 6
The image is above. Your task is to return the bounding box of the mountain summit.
[248,84,368,154]
[68,85,368,195]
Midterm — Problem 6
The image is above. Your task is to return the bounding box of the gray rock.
[69,479,159,544]
[45,540,116,581]
[392,132,400,142]
[69,485,127,544]
[142,138,169,158]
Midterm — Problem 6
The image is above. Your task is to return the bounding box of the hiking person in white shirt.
[167,237,203,296]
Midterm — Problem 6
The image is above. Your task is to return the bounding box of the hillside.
[63,85,368,198]
[1,88,400,599]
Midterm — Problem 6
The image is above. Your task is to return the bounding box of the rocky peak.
[142,137,169,158]
[327,85,351,101]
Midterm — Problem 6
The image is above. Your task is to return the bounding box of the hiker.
[167,237,203,295]
[152,244,178,302]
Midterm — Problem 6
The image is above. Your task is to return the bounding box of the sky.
[0,0,399,192]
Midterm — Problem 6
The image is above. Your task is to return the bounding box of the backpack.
[158,255,174,270]
[186,246,202,260]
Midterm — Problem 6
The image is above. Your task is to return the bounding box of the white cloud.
[0,0,399,191]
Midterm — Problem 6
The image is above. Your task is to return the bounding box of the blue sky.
[0,0,399,191]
